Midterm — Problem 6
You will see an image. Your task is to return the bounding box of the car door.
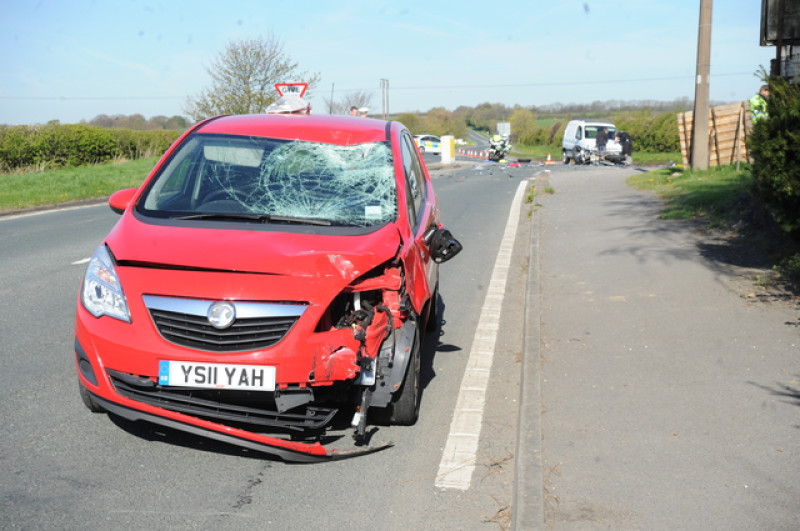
[399,130,438,314]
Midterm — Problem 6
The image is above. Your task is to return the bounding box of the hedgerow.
[0,123,181,173]
[749,75,800,236]
[614,110,681,152]
[537,109,680,152]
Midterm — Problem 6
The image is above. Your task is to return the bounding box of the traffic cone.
[545,153,553,165]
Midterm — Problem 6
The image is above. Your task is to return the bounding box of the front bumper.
[87,390,392,462]
[75,308,394,462]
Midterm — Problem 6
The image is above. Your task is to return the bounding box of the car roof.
[571,119,615,126]
[194,114,392,145]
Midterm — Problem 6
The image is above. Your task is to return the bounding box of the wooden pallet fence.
[677,102,751,167]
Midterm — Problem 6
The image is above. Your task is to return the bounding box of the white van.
[562,119,625,165]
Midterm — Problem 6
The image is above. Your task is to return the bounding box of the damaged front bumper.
[87,390,393,462]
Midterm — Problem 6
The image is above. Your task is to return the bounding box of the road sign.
[274,83,308,98]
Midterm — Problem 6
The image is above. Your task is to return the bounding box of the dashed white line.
[435,179,527,490]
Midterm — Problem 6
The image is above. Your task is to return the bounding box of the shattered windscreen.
[140,134,397,228]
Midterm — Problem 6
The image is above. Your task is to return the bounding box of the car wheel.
[418,145,426,154]
[79,381,105,413]
[562,150,570,164]
[575,149,584,165]
[390,327,421,425]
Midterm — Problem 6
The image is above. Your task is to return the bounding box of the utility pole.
[691,0,712,170]
[380,79,389,120]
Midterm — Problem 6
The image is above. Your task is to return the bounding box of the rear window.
[585,125,617,139]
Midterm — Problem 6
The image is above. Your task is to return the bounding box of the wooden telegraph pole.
[691,0,712,170]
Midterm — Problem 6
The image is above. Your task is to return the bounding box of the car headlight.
[81,245,130,322]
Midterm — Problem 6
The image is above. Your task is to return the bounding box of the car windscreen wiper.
[268,215,331,226]
[174,212,331,226]
[174,213,271,222]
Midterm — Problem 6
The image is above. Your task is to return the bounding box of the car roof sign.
[274,83,308,98]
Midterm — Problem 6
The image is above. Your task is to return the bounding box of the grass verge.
[627,164,753,226]
[0,156,158,212]
[628,164,800,293]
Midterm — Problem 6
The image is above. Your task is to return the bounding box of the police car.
[413,134,442,155]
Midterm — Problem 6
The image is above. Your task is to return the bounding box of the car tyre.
[418,145,426,154]
[562,150,570,164]
[389,327,421,425]
[78,381,105,413]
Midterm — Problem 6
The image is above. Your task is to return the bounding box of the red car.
[75,113,461,462]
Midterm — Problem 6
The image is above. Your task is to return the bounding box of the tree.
[394,113,421,133]
[418,107,468,139]
[467,102,511,133]
[185,36,319,121]
[325,90,374,115]
[164,115,189,130]
[509,108,536,144]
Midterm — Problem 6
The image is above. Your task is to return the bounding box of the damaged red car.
[74,113,461,462]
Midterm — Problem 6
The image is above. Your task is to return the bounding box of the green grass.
[627,164,753,226]
[629,151,682,166]
[524,182,536,204]
[0,157,158,212]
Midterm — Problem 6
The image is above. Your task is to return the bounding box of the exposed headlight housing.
[81,245,130,322]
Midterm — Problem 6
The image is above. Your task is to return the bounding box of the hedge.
[0,123,181,173]
[749,75,800,236]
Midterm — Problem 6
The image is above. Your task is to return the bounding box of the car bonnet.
[104,214,402,282]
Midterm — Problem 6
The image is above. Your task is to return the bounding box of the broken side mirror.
[425,227,463,264]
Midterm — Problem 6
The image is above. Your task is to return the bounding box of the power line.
[330,72,757,93]
[0,72,756,101]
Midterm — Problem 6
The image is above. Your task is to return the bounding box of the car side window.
[401,133,426,230]
[576,126,582,140]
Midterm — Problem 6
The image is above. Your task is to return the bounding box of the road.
[6,156,796,530]
[0,160,537,530]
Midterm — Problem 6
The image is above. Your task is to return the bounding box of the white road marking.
[435,179,528,490]
[0,202,101,221]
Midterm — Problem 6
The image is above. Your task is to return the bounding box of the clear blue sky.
[1,0,774,125]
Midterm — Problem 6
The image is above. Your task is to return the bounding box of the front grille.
[149,309,297,351]
[143,296,306,352]
[108,369,336,432]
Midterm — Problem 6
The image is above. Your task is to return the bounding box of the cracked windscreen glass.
[142,134,397,227]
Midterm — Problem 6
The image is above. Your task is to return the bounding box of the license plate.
[158,361,275,391]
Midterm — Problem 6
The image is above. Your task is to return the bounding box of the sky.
[1,0,776,125]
